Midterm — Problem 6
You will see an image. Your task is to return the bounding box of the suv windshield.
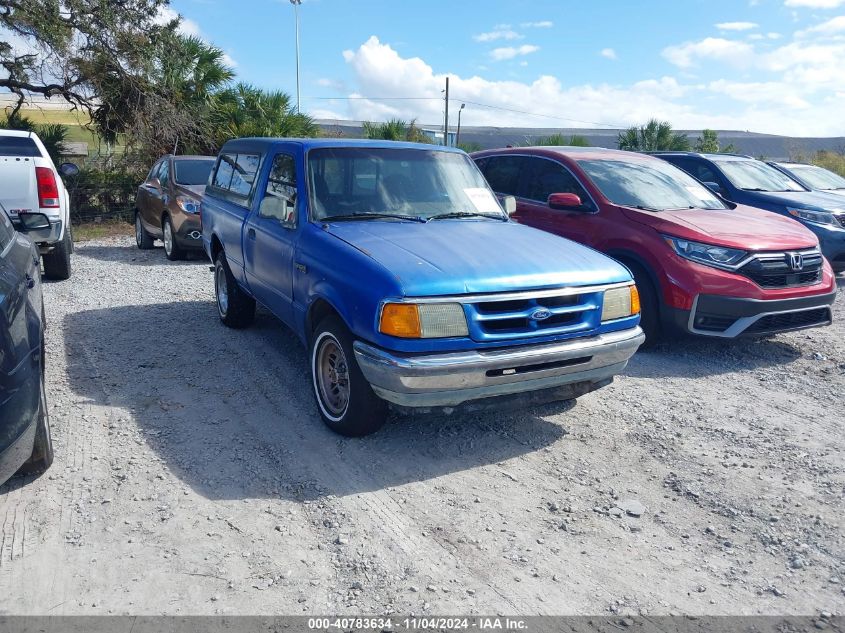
[174,159,215,186]
[307,147,505,221]
[784,164,845,191]
[578,158,728,211]
[716,159,805,192]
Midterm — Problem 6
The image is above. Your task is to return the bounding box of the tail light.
[36,167,60,208]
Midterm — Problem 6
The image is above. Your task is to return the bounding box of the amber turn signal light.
[379,303,422,338]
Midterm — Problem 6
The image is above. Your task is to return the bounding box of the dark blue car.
[653,152,845,272]
[0,202,53,484]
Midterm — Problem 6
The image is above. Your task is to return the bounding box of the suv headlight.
[664,236,747,270]
[379,302,469,338]
[176,195,201,214]
[787,207,838,226]
[601,285,640,322]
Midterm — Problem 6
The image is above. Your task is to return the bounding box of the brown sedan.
[134,155,215,260]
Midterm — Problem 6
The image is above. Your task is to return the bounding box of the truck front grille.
[738,249,823,289]
[464,287,604,342]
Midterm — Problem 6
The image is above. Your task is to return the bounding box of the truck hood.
[0,157,37,216]
[743,189,845,213]
[324,219,632,297]
[619,205,819,251]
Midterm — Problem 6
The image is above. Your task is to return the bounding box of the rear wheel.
[214,252,255,328]
[42,226,72,280]
[627,262,662,346]
[162,216,185,261]
[135,211,154,250]
[19,357,54,475]
[310,315,387,437]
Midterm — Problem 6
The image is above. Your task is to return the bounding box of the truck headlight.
[601,285,640,322]
[664,236,747,270]
[787,207,838,226]
[380,302,469,338]
[176,195,201,214]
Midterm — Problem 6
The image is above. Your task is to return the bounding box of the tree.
[529,133,591,147]
[617,119,690,152]
[211,83,317,148]
[1,0,172,118]
[694,129,737,154]
[362,118,430,143]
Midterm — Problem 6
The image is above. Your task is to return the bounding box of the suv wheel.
[162,216,185,261]
[310,315,387,437]
[214,252,255,328]
[135,212,154,250]
[627,262,662,346]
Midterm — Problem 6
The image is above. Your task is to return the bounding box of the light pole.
[290,0,302,114]
[456,103,465,148]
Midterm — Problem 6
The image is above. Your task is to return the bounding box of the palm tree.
[159,35,235,108]
[617,119,690,152]
[362,119,430,143]
[212,83,318,147]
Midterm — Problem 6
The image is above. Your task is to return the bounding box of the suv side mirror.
[499,195,517,216]
[147,177,162,191]
[702,181,724,196]
[17,212,52,232]
[59,162,80,178]
[548,192,586,210]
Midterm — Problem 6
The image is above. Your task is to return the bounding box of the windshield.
[174,159,215,186]
[716,160,805,192]
[307,147,504,221]
[784,164,845,191]
[577,158,729,211]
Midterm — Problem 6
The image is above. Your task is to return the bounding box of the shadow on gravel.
[75,244,207,266]
[62,301,570,501]
[625,335,801,379]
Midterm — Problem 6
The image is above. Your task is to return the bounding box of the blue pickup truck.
[201,138,644,436]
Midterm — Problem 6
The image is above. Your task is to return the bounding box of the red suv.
[472,147,837,343]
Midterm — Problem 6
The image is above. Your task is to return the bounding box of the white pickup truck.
[0,130,79,280]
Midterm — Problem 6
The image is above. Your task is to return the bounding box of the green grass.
[2,107,118,153]
[73,219,134,242]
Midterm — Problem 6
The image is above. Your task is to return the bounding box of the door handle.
[25,274,35,289]
[247,228,256,240]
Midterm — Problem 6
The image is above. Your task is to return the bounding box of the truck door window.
[524,158,592,208]
[211,153,261,199]
[260,154,297,228]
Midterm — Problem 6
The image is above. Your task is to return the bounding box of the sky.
[167,0,845,137]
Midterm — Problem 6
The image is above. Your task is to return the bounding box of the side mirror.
[500,195,517,216]
[59,162,80,178]
[147,177,162,191]
[17,212,52,232]
[703,181,724,195]
[548,192,584,210]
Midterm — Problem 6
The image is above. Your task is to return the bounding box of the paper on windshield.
[464,188,501,213]
[685,185,713,200]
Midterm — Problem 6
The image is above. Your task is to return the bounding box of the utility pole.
[443,76,449,147]
[456,103,465,148]
[290,0,302,113]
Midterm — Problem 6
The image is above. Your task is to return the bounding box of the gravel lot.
[1,235,843,616]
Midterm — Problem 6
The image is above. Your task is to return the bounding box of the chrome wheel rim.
[135,215,142,246]
[315,335,350,418]
[215,265,228,316]
[163,220,173,255]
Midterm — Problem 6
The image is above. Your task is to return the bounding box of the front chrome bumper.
[353,327,644,408]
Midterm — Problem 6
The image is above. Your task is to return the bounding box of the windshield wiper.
[426,211,506,222]
[740,187,770,192]
[323,212,425,223]
[633,205,661,212]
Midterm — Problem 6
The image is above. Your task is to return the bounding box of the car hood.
[619,205,819,251]
[324,219,632,297]
[743,189,845,212]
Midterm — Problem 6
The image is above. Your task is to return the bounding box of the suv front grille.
[463,287,607,342]
[738,249,823,289]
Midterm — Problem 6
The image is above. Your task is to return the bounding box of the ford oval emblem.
[530,308,552,321]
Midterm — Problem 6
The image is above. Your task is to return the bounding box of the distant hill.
[316,120,845,161]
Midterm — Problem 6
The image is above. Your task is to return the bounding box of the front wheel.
[162,216,185,261]
[214,252,255,328]
[310,315,387,437]
[19,369,54,475]
[627,262,662,347]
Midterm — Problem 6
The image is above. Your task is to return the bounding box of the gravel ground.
[0,235,843,616]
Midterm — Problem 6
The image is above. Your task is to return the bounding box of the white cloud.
[521,21,554,28]
[662,38,755,68]
[490,44,540,61]
[154,6,201,37]
[600,48,617,60]
[715,21,759,30]
[473,29,522,42]
[332,35,845,136]
[784,0,845,7]
[796,15,845,36]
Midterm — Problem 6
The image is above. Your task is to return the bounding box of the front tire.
[162,216,185,261]
[627,262,662,346]
[214,252,255,328]
[310,315,387,437]
[135,211,154,250]
[19,364,54,476]
[42,226,72,280]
